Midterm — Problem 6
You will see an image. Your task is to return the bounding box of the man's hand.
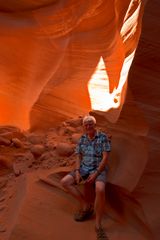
[75,171,81,184]
[86,172,97,184]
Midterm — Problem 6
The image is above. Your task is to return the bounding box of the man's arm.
[96,133,111,174]
[96,151,109,175]
[74,135,83,170]
[86,151,109,183]
[75,154,82,184]
[75,154,82,170]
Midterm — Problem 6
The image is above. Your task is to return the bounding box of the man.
[61,115,111,240]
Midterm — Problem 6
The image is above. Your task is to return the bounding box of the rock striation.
[0,0,160,240]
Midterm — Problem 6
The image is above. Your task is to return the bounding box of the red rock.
[71,133,81,144]
[0,137,11,146]
[0,156,12,169]
[11,138,23,148]
[13,152,35,174]
[0,126,20,134]
[66,118,83,128]
[65,126,76,134]
[27,133,45,145]
[30,144,45,157]
[56,143,74,157]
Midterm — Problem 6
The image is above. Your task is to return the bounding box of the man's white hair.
[83,115,96,125]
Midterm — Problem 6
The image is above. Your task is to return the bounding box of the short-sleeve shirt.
[75,131,111,171]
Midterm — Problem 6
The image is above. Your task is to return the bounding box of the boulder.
[56,143,74,157]
[0,137,11,146]
[64,126,76,135]
[71,133,81,144]
[0,126,21,134]
[65,118,83,128]
[27,133,45,145]
[39,151,55,162]
[0,131,25,140]
[30,144,45,157]
[11,138,23,148]
[0,156,13,169]
[13,152,35,175]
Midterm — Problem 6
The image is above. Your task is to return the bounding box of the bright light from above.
[88,56,120,111]
[88,0,141,114]
[88,52,135,112]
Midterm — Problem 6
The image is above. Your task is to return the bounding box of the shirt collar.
[84,130,99,140]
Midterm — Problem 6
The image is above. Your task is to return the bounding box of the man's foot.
[95,226,109,240]
[74,205,94,221]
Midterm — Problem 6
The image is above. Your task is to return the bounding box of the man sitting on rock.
[61,115,111,240]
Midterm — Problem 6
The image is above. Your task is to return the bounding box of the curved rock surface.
[0,0,160,240]
[0,0,146,129]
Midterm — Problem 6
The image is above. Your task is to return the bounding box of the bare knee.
[95,182,105,196]
[60,175,74,189]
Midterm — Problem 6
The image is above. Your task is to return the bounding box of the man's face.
[83,120,96,134]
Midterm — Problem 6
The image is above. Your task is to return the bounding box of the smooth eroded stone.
[11,138,23,148]
[0,156,12,169]
[56,143,74,157]
[65,118,83,128]
[64,126,76,134]
[0,137,11,146]
[13,152,35,174]
[39,152,52,162]
[0,126,21,134]
[26,133,45,145]
[30,144,45,157]
[71,133,81,144]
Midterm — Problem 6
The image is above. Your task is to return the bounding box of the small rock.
[13,152,35,174]
[27,133,45,145]
[62,121,68,127]
[76,126,83,133]
[60,160,67,167]
[69,159,76,166]
[0,156,12,169]
[39,152,52,162]
[45,141,56,150]
[0,191,6,199]
[0,137,11,146]
[11,138,23,148]
[0,177,8,188]
[30,144,45,157]
[56,143,74,157]
[65,126,76,135]
[0,125,20,134]
[0,132,13,140]
[57,127,67,136]
[71,133,81,144]
[66,117,83,127]
[0,225,6,232]
[0,197,5,202]
[0,131,25,140]
[0,206,5,211]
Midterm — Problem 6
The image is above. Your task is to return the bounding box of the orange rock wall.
[0,0,146,130]
[0,1,160,239]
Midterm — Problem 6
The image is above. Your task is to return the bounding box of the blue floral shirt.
[76,131,111,171]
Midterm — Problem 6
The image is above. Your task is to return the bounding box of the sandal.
[74,205,94,221]
[95,226,109,240]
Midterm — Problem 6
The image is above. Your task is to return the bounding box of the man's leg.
[94,181,106,228]
[84,182,95,206]
[61,174,88,210]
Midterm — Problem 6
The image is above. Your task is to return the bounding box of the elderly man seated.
[61,115,111,240]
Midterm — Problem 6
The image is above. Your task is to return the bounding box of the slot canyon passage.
[0,0,159,239]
